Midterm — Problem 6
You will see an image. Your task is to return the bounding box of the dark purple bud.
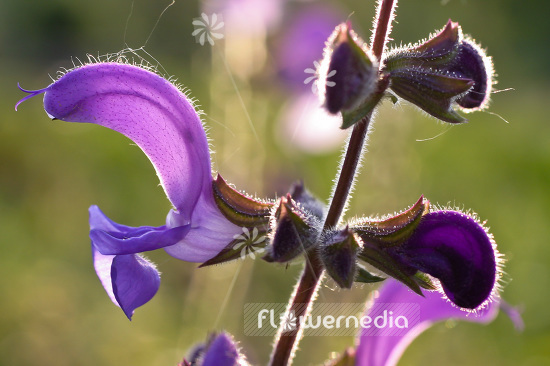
[383,20,495,123]
[320,22,378,115]
[450,39,494,111]
[320,227,362,289]
[388,211,500,309]
[182,332,247,366]
[263,195,321,263]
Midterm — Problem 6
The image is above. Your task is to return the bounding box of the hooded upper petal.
[18,62,244,263]
[41,62,211,221]
[388,211,498,309]
[181,332,248,366]
[356,279,500,366]
[201,332,242,366]
[16,62,246,318]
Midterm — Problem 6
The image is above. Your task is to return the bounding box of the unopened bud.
[382,20,494,123]
[320,227,362,289]
[320,22,378,116]
[263,195,321,263]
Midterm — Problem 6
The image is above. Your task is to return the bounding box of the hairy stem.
[268,1,396,365]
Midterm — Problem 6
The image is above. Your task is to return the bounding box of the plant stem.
[268,1,396,365]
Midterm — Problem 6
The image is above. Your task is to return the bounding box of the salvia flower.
[180,332,249,366]
[16,62,251,319]
[355,279,521,366]
[383,20,494,123]
[353,197,502,310]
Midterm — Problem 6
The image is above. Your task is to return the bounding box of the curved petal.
[391,211,497,309]
[202,332,241,366]
[89,205,190,255]
[41,62,211,220]
[356,279,499,366]
[451,40,494,111]
[164,194,243,263]
[92,248,160,320]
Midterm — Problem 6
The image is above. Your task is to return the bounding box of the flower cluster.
[317,19,493,128]
[16,2,519,365]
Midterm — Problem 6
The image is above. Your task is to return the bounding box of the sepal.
[353,195,429,247]
[340,75,389,129]
[384,20,462,72]
[355,265,385,284]
[263,195,322,263]
[382,20,494,123]
[358,245,423,296]
[320,227,362,289]
[199,226,268,267]
[352,196,431,295]
[212,174,273,229]
[387,69,472,123]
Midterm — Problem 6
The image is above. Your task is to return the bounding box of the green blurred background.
[1,0,549,365]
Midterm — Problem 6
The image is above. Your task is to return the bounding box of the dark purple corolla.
[355,198,502,310]
[392,211,498,309]
[355,279,522,366]
[17,62,243,319]
[180,332,248,366]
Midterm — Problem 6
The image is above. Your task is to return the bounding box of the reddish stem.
[268,1,397,365]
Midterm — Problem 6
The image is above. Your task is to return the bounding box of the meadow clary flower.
[354,198,501,310]
[180,332,248,366]
[355,279,521,366]
[16,62,243,319]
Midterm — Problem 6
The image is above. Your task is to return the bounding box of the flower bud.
[181,332,248,366]
[353,196,501,310]
[320,227,362,289]
[263,195,321,263]
[450,39,494,111]
[382,20,494,123]
[319,22,378,116]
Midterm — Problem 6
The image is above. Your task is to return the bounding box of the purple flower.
[356,200,502,310]
[356,279,522,366]
[390,211,498,309]
[180,332,248,366]
[16,62,243,319]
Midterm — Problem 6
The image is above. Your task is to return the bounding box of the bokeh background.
[1,0,549,365]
